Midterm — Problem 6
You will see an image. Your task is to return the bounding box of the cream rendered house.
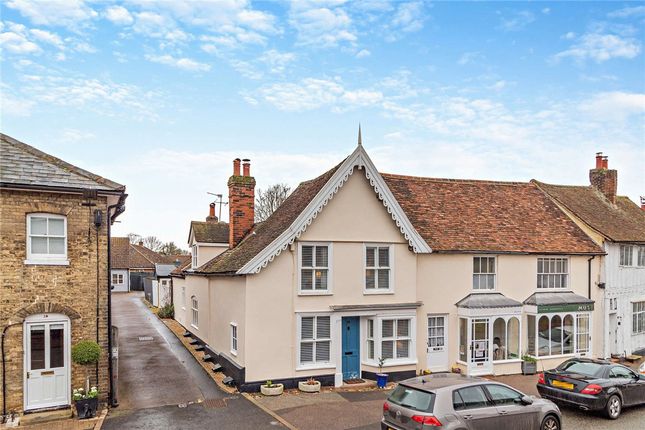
[173,142,603,391]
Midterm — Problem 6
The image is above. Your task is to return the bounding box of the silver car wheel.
[543,416,558,430]
[609,397,621,418]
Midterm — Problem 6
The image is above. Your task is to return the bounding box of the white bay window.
[529,312,591,358]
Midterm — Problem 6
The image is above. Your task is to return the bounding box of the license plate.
[551,380,574,390]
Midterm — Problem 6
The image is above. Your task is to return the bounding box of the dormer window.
[26,213,68,265]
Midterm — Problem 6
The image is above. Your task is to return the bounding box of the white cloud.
[498,10,535,31]
[562,32,576,40]
[104,5,134,26]
[457,51,483,65]
[0,30,41,54]
[29,29,63,49]
[608,6,645,18]
[58,128,96,143]
[542,8,551,15]
[356,49,371,58]
[0,87,35,116]
[579,91,645,122]
[5,0,97,29]
[145,54,211,72]
[289,4,357,47]
[554,32,641,62]
[259,49,296,74]
[385,1,425,41]
[133,11,170,38]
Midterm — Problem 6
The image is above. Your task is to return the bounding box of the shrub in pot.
[521,354,537,375]
[298,377,321,393]
[376,357,388,389]
[158,303,174,319]
[260,380,284,396]
[71,340,101,419]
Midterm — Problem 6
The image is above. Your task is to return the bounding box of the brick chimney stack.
[206,202,218,222]
[640,196,645,211]
[589,152,617,204]
[228,157,255,248]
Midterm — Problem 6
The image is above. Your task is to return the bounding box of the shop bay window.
[458,315,521,365]
[299,315,331,365]
[537,257,568,289]
[381,319,411,360]
[492,317,520,361]
[531,313,590,357]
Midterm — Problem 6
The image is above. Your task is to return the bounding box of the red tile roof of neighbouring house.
[110,237,176,269]
[533,181,645,243]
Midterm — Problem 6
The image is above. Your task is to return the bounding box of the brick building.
[0,134,126,415]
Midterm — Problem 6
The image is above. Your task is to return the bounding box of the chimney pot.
[602,156,608,169]
[228,158,256,248]
[242,159,251,176]
[640,196,645,211]
[595,152,603,169]
[233,158,241,176]
[138,240,143,246]
[206,202,218,222]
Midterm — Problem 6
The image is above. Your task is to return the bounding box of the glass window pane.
[48,218,64,236]
[527,315,535,356]
[315,246,328,267]
[486,384,522,406]
[396,339,409,358]
[316,340,330,361]
[314,269,328,290]
[551,315,562,355]
[30,325,45,370]
[301,270,313,290]
[459,318,467,361]
[473,257,480,273]
[538,316,550,356]
[31,237,48,254]
[366,247,375,267]
[30,217,47,235]
[49,237,65,254]
[507,317,520,359]
[382,340,394,359]
[377,269,389,289]
[366,269,375,289]
[378,247,389,267]
[50,325,64,368]
[300,342,313,363]
[301,246,313,267]
[488,258,495,273]
[563,315,574,354]
[397,319,410,337]
[301,317,314,339]
[487,274,495,289]
[367,339,374,359]
[316,316,330,339]
[493,318,506,361]
[382,320,394,338]
[367,319,374,337]
[457,386,489,409]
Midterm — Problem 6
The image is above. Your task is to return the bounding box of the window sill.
[190,324,199,330]
[492,359,522,364]
[24,259,69,266]
[363,290,394,295]
[535,353,577,360]
[296,363,336,371]
[298,291,333,296]
[380,359,417,367]
[230,350,238,357]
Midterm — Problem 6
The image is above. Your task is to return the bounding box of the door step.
[20,407,72,426]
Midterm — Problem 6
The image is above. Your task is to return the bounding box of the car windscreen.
[387,385,435,413]
[556,361,604,377]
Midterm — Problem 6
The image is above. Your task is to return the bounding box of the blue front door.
[342,316,360,380]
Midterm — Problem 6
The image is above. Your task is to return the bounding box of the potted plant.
[260,380,284,396]
[376,357,388,388]
[71,340,101,419]
[521,354,537,375]
[298,377,321,393]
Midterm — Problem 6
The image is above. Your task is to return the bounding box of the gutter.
[107,193,126,407]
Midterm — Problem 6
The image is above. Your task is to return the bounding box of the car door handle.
[498,410,508,415]
[462,414,473,420]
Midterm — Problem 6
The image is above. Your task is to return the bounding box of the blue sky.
[1,1,644,248]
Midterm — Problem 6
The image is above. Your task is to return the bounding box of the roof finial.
[357,123,362,146]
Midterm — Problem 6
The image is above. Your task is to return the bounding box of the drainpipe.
[2,322,21,417]
[587,255,595,300]
[107,195,126,407]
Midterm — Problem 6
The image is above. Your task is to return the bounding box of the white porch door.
[426,315,449,372]
[469,318,493,376]
[25,315,70,410]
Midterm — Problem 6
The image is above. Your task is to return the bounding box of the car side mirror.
[514,395,533,405]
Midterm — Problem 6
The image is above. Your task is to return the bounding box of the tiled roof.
[523,291,594,306]
[195,161,344,274]
[110,237,175,269]
[171,258,192,276]
[456,292,522,308]
[0,133,124,191]
[382,175,603,255]
[533,181,645,243]
[190,221,229,243]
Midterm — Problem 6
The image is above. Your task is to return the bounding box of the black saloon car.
[536,357,645,419]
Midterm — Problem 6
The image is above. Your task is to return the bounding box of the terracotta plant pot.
[298,380,321,393]
[260,383,284,396]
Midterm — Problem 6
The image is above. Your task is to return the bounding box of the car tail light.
[411,415,442,426]
[383,402,390,412]
[537,373,545,384]
[581,384,602,395]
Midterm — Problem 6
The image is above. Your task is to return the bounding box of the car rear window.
[388,385,435,413]
[557,361,604,377]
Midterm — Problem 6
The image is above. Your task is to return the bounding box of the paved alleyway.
[104,292,282,429]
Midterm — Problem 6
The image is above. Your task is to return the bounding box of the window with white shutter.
[381,319,411,360]
[365,245,391,292]
[299,315,331,366]
[300,244,331,293]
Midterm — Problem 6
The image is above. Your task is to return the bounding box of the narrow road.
[104,292,283,429]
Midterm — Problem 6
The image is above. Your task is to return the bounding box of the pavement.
[103,292,283,429]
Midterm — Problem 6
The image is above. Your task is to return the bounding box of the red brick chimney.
[206,202,218,222]
[589,152,617,204]
[228,158,255,248]
[640,196,645,211]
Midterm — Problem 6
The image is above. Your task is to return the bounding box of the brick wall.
[0,189,110,412]
[228,175,256,248]
[589,168,617,204]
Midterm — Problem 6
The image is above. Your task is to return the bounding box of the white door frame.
[469,317,493,376]
[23,313,71,411]
[426,314,449,372]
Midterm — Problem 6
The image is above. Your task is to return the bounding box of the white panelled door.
[25,314,70,410]
[426,315,449,372]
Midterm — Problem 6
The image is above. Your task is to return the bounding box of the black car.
[536,357,645,419]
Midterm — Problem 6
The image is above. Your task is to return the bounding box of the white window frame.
[472,256,496,290]
[537,257,569,289]
[633,301,645,334]
[298,242,333,295]
[457,315,522,366]
[366,318,375,360]
[491,316,521,362]
[25,213,69,265]
[296,314,334,370]
[230,322,238,356]
[637,246,645,267]
[191,296,198,329]
[363,244,393,294]
[619,245,633,267]
[191,244,198,268]
[528,312,591,359]
[111,273,124,285]
[379,318,413,363]
[181,286,186,310]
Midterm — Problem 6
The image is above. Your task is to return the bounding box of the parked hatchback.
[382,373,560,430]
